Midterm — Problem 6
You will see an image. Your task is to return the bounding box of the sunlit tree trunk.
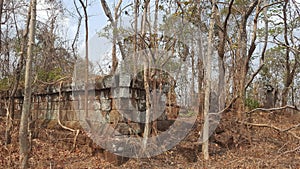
[202,0,216,161]
[79,0,89,118]
[19,0,36,168]
[141,0,151,151]
[215,0,234,111]
[100,0,124,74]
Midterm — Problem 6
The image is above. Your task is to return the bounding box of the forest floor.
[0,110,300,169]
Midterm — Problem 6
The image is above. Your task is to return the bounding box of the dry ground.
[0,110,299,169]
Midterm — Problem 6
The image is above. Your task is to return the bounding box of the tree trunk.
[202,1,216,161]
[0,0,3,51]
[5,2,31,146]
[234,64,246,119]
[218,57,225,111]
[281,86,289,106]
[235,16,248,118]
[100,0,124,74]
[281,1,298,107]
[197,2,204,114]
[141,0,151,151]
[19,0,36,168]
[78,0,89,118]
[215,0,234,111]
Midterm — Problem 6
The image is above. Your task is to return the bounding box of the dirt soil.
[0,110,300,169]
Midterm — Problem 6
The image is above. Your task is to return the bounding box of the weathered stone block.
[31,110,38,120]
[39,102,47,110]
[114,98,136,110]
[60,110,67,121]
[52,95,60,102]
[33,103,39,110]
[49,109,57,120]
[118,73,131,87]
[39,110,47,119]
[102,75,114,88]
[112,87,132,98]
[53,101,60,110]
[70,100,79,110]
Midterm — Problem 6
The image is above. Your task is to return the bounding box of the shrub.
[245,98,260,110]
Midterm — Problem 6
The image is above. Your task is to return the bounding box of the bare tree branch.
[57,82,79,152]
[71,0,82,59]
[246,105,300,114]
[239,121,300,140]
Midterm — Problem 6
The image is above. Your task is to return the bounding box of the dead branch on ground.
[238,121,300,140]
[246,105,300,114]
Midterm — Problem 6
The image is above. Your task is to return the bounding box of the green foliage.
[245,97,260,110]
[37,68,63,82]
[0,77,10,91]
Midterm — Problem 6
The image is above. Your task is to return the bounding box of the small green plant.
[0,77,10,91]
[245,98,260,110]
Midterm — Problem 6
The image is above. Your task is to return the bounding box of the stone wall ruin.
[0,72,180,137]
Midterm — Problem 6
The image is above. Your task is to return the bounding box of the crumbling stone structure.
[0,73,179,136]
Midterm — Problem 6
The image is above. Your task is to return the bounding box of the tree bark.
[100,0,125,74]
[202,0,216,161]
[19,0,36,168]
[233,0,258,119]
[0,0,3,51]
[215,0,234,111]
[281,0,298,106]
[5,3,31,146]
[141,0,151,151]
[79,0,89,118]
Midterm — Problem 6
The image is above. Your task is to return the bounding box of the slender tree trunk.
[233,1,258,119]
[19,0,36,168]
[218,57,225,111]
[215,0,234,111]
[281,0,298,106]
[0,0,3,51]
[151,0,160,136]
[5,2,31,146]
[133,0,138,73]
[197,1,204,115]
[202,1,216,161]
[79,0,89,117]
[235,17,247,119]
[141,0,151,151]
[101,0,124,74]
